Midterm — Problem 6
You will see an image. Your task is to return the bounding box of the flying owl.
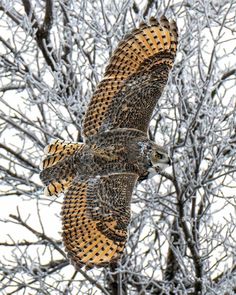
[40,16,178,269]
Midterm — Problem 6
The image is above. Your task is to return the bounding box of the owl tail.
[40,139,84,196]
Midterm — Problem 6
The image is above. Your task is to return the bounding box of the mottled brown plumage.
[40,16,178,269]
[83,16,177,137]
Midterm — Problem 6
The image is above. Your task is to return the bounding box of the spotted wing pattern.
[83,16,178,138]
[62,173,138,268]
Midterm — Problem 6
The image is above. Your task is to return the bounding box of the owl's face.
[150,145,171,171]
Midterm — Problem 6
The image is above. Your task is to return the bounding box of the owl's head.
[149,144,171,172]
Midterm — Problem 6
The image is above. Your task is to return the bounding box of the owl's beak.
[167,156,172,166]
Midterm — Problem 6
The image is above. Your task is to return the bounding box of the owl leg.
[40,139,84,196]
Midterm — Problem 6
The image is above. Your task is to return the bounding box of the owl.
[40,16,178,269]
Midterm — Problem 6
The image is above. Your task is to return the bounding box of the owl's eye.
[156,152,163,159]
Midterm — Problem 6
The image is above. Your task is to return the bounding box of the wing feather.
[83,16,178,138]
[61,173,138,268]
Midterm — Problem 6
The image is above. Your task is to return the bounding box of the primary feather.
[83,16,178,137]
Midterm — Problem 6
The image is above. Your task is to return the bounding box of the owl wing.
[62,172,138,269]
[83,16,178,138]
[40,141,138,268]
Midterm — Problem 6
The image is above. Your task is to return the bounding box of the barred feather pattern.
[83,16,178,137]
[40,140,84,196]
[40,16,178,269]
[62,173,138,268]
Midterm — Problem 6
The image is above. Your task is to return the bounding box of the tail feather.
[44,139,78,154]
[41,140,83,170]
[40,139,84,196]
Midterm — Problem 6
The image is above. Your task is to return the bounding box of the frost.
[0,0,236,294]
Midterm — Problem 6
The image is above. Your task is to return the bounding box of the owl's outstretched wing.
[62,173,138,268]
[83,16,178,138]
[40,141,138,268]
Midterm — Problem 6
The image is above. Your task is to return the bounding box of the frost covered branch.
[0,0,236,294]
